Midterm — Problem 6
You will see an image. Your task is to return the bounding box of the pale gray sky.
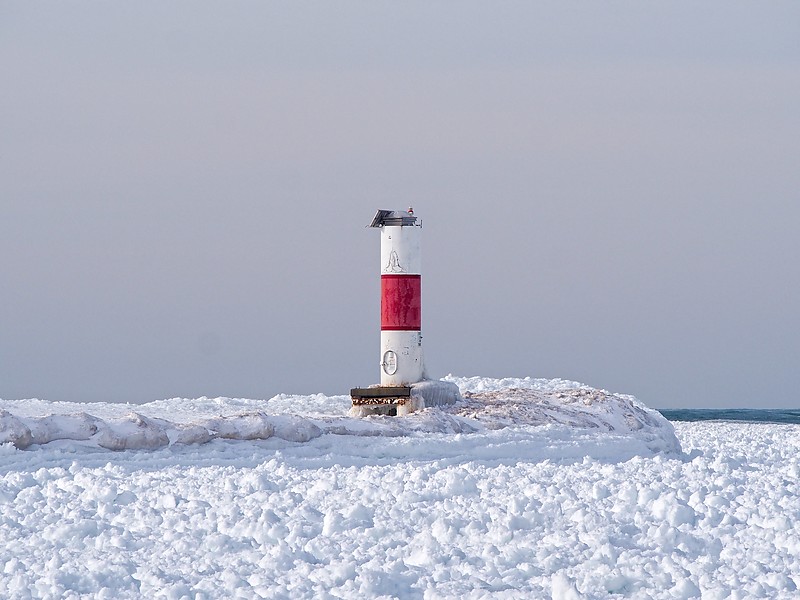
[2,2,798,408]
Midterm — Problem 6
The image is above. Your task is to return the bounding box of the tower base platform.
[350,380,462,417]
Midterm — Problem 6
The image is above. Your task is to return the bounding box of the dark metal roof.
[368,209,417,227]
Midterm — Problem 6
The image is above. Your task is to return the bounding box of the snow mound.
[0,375,679,457]
[444,375,679,454]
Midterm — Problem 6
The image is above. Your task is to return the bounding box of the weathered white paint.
[380,330,424,385]
[380,224,421,275]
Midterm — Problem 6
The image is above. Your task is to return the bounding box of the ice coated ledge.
[0,376,681,456]
[349,379,462,417]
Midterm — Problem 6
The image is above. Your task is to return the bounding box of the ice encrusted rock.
[26,412,101,444]
[96,413,170,450]
[0,410,32,449]
[269,415,322,442]
[203,413,275,440]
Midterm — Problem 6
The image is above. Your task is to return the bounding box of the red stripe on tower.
[381,274,421,330]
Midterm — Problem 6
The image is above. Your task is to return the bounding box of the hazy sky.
[2,2,799,408]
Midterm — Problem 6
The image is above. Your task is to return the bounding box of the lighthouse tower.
[350,208,461,416]
[373,208,424,385]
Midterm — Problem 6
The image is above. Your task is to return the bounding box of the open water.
[658,408,800,424]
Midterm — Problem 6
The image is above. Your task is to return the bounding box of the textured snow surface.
[1,378,797,598]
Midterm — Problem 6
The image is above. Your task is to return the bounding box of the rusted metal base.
[350,386,411,406]
[350,381,460,417]
[350,386,413,417]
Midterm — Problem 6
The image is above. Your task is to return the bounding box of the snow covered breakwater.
[0,376,680,456]
[2,377,798,598]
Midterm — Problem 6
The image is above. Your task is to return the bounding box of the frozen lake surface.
[1,377,798,598]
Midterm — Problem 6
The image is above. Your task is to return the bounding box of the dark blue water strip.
[657,409,800,424]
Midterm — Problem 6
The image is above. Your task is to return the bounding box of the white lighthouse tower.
[351,208,460,416]
[374,208,424,385]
